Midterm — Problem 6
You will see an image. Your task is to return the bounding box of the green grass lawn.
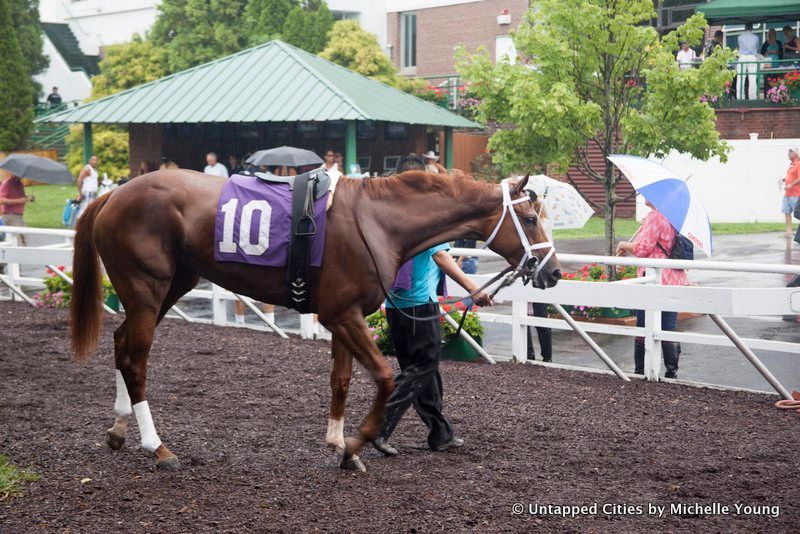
[8,184,792,237]
[16,183,75,229]
[0,454,38,499]
[553,217,786,240]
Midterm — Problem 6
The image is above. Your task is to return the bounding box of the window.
[401,12,417,71]
[495,35,517,64]
[332,11,359,21]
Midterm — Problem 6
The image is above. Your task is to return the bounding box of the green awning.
[697,0,800,24]
[38,40,478,129]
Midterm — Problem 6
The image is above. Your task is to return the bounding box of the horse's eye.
[524,217,536,226]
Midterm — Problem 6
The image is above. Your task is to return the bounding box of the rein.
[352,179,556,326]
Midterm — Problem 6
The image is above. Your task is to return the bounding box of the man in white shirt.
[737,23,761,100]
[676,42,696,70]
[204,152,229,177]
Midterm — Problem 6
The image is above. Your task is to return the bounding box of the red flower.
[443,304,452,313]
[455,301,465,310]
[471,306,478,312]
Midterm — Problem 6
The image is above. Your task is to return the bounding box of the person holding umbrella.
[608,155,712,380]
[616,198,689,378]
[0,174,33,245]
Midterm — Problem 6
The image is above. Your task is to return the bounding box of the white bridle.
[482,181,556,283]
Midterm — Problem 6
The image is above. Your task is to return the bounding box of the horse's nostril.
[551,269,562,281]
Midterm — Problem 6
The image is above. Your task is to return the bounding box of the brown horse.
[69,169,561,471]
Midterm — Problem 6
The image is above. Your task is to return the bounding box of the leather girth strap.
[287,169,322,313]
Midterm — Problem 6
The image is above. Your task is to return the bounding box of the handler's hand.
[472,290,493,307]
[615,242,628,256]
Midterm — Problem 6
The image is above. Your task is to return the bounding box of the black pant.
[380,302,454,449]
[527,302,552,360]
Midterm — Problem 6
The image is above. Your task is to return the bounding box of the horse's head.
[483,175,562,289]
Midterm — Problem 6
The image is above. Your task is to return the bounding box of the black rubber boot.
[634,339,645,375]
[662,342,680,379]
[538,328,552,362]
[527,327,536,360]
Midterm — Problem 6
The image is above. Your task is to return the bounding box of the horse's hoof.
[105,431,125,451]
[339,454,366,473]
[156,456,181,471]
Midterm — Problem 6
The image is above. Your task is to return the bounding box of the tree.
[150,0,249,72]
[65,36,169,180]
[10,0,48,98]
[0,0,35,150]
[319,20,425,93]
[90,35,169,99]
[456,0,734,256]
[282,3,333,54]
[243,0,298,46]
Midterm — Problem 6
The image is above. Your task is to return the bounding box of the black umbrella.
[0,154,74,184]
[246,146,323,168]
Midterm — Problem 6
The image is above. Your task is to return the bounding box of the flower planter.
[791,88,800,101]
[441,335,482,362]
[601,307,634,319]
[436,99,450,109]
[105,294,120,312]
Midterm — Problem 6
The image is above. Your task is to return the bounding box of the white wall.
[34,35,92,104]
[386,0,483,12]
[637,137,798,223]
[328,0,388,51]
[39,0,160,55]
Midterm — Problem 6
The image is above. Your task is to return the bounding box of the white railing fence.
[449,247,800,400]
[3,227,799,398]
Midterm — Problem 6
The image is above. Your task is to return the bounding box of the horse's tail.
[69,195,110,362]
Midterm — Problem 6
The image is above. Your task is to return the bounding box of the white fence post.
[211,284,226,326]
[8,234,20,302]
[643,267,662,381]
[511,300,527,363]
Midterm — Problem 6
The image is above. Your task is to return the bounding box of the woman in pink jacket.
[616,200,688,379]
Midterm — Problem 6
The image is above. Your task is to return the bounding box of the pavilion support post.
[444,126,454,169]
[345,120,357,174]
[83,123,93,164]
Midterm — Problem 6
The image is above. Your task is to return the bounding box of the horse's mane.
[359,170,499,206]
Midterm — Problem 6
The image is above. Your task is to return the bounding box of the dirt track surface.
[0,301,798,533]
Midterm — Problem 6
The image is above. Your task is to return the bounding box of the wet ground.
[1,302,798,533]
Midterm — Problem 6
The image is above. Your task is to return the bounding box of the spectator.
[334,152,344,171]
[203,152,228,177]
[0,174,33,245]
[422,150,447,174]
[371,242,494,457]
[736,23,760,100]
[46,86,62,108]
[75,155,99,220]
[702,30,725,59]
[138,160,153,176]
[321,148,338,173]
[159,156,178,170]
[783,26,799,59]
[616,199,688,379]
[527,198,552,362]
[676,42,696,70]
[762,29,784,97]
[782,147,800,237]
[228,155,244,176]
[453,239,479,274]
[396,154,426,173]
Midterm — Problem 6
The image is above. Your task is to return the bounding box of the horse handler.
[372,244,493,456]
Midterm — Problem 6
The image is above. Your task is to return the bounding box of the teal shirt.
[386,243,450,308]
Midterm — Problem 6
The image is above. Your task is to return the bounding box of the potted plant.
[365,307,393,355]
[439,298,485,361]
[554,265,638,319]
[35,266,119,311]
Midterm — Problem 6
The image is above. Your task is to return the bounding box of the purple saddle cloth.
[214,174,328,267]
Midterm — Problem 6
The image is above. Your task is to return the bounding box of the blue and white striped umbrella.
[608,154,713,257]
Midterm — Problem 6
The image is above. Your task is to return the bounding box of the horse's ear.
[511,174,530,196]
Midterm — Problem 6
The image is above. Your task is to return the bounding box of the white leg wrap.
[264,312,275,323]
[114,370,132,417]
[325,417,345,449]
[133,401,162,453]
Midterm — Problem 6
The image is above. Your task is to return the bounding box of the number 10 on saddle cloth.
[214,174,328,267]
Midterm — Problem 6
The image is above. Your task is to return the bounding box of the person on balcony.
[762,29,784,98]
[46,86,62,108]
[676,42,696,70]
[616,200,689,379]
[783,26,799,60]
[736,23,761,101]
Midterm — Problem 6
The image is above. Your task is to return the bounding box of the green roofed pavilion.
[41,40,477,128]
[696,0,800,23]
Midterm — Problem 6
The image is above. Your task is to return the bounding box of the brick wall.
[715,107,800,140]
[387,0,530,77]
[128,123,163,178]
